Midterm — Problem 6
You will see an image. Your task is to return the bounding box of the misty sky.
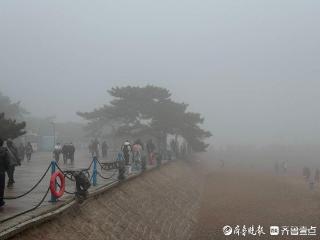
[1,0,320,146]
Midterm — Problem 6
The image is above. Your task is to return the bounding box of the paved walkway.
[7,161,199,240]
[0,150,126,224]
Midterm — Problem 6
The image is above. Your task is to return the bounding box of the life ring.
[50,171,65,198]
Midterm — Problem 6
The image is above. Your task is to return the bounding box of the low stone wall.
[10,161,205,240]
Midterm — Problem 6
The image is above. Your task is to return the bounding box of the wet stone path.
[0,150,132,225]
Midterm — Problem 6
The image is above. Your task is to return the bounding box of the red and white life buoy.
[50,171,65,198]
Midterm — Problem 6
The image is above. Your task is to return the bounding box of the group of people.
[53,142,76,164]
[0,138,28,207]
[18,142,33,162]
[0,136,177,207]
[169,139,190,160]
[88,139,109,159]
[120,139,156,167]
[274,161,320,190]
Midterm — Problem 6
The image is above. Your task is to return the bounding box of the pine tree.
[78,85,211,152]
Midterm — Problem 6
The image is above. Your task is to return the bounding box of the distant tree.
[0,92,27,140]
[0,92,27,119]
[78,85,211,152]
[0,113,26,140]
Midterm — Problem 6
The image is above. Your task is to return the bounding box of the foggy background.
[1,0,319,147]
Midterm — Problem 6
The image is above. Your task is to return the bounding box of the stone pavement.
[8,161,203,240]
[0,149,123,225]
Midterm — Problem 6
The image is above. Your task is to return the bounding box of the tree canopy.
[0,113,26,140]
[78,85,211,152]
[0,92,27,140]
[0,91,27,120]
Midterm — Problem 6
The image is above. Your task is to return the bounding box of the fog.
[1,0,320,146]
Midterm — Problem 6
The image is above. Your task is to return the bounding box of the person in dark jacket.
[6,139,21,187]
[69,143,75,164]
[0,138,10,207]
[62,143,75,164]
[121,140,132,165]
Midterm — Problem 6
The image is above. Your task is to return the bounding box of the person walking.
[121,140,132,166]
[62,143,75,164]
[92,138,100,159]
[132,140,143,170]
[117,152,126,180]
[6,139,21,187]
[0,138,10,207]
[69,142,75,164]
[25,142,33,161]
[146,139,156,165]
[53,143,62,162]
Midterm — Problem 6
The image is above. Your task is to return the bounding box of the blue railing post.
[92,156,97,186]
[50,160,57,203]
